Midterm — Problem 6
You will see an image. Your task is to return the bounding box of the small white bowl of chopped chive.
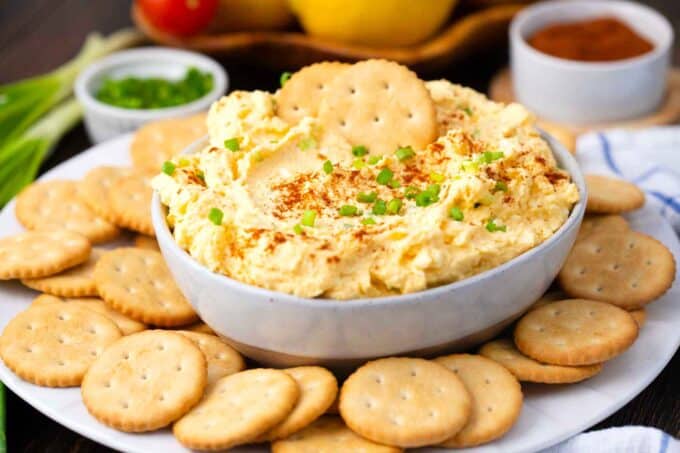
[75,47,227,143]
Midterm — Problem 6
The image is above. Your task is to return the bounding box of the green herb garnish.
[352,145,368,157]
[388,179,401,189]
[208,208,224,226]
[301,210,317,227]
[376,168,393,185]
[404,186,419,199]
[362,217,377,225]
[323,160,333,174]
[449,206,464,221]
[478,151,505,164]
[96,67,213,110]
[339,205,360,216]
[357,191,377,203]
[294,223,303,234]
[299,136,317,151]
[161,161,176,176]
[224,137,240,151]
[372,199,387,215]
[486,218,507,232]
[353,158,366,169]
[368,155,381,165]
[386,198,403,215]
[494,181,508,192]
[280,72,292,87]
[395,146,415,162]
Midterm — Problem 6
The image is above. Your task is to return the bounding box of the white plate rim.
[0,134,677,453]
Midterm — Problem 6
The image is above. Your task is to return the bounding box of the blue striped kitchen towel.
[542,426,679,453]
[576,127,680,232]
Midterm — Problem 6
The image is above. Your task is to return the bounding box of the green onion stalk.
[0,29,141,207]
[0,99,82,206]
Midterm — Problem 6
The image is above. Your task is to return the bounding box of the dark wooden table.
[2,0,679,451]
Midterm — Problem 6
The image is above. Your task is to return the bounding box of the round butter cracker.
[94,248,198,327]
[514,299,639,366]
[277,62,349,124]
[318,60,438,155]
[82,330,206,432]
[0,230,91,280]
[262,366,338,441]
[173,369,299,450]
[434,354,523,448]
[479,338,603,384]
[585,175,645,214]
[559,230,676,309]
[272,416,402,453]
[109,174,155,235]
[16,180,119,243]
[0,304,121,387]
[130,113,207,174]
[21,248,104,297]
[339,357,471,448]
[175,331,245,386]
[31,294,146,336]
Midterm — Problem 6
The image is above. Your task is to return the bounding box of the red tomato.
[137,0,218,36]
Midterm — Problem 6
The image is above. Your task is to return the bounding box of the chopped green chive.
[208,208,223,226]
[301,210,317,227]
[461,160,479,173]
[494,181,508,192]
[460,105,473,116]
[404,186,419,199]
[294,223,303,234]
[299,136,317,151]
[376,168,393,185]
[280,71,292,87]
[224,137,240,151]
[427,184,441,196]
[430,172,445,183]
[353,158,366,169]
[449,206,464,221]
[339,205,359,216]
[415,190,438,207]
[386,198,403,215]
[357,191,377,203]
[395,146,415,162]
[323,160,333,174]
[368,155,381,165]
[372,199,387,215]
[388,179,401,189]
[196,170,205,183]
[486,219,507,232]
[161,161,176,176]
[352,145,369,157]
[478,151,505,164]
[362,217,377,225]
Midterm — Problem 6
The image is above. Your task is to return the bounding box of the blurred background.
[1,1,679,452]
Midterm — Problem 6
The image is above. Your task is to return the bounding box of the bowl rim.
[510,0,674,71]
[152,130,586,308]
[74,47,228,120]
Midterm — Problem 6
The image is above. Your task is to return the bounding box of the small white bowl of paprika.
[75,47,227,143]
[510,0,673,125]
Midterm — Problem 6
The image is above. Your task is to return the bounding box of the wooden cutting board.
[132,3,525,72]
[489,67,680,135]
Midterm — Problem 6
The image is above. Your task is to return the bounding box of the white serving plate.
[0,134,678,453]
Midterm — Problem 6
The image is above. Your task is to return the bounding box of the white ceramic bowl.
[152,132,586,368]
[75,48,228,144]
[510,0,673,125]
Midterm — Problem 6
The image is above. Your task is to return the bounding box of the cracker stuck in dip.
[153,60,579,299]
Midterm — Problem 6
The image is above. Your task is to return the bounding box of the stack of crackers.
[0,61,677,451]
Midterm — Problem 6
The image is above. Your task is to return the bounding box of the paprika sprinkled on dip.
[528,17,654,62]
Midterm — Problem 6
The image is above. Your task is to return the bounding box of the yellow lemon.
[288,0,458,47]
[211,0,295,32]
